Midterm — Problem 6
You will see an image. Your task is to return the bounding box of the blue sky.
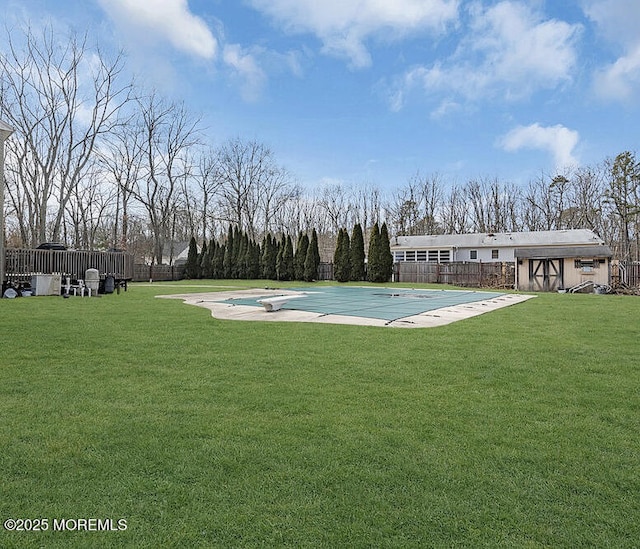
[2,0,639,193]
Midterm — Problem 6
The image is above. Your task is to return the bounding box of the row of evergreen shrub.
[184,226,321,281]
[185,222,393,283]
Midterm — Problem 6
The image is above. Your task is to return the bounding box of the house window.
[470,250,477,260]
[492,249,499,259]
[439,250,450,262]
[416,250,427,262]
[393,251,404,262]
[405,251,416,262]
[428,250,439,262]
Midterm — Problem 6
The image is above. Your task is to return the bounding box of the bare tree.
[215,138,292,239]
[98,116,145,250]
[0,24,132,246]
[566,165,606,233]
[191,147,224,240]
[63,160,116,249]
[466,177,522,233]
[131,92,201,264]
[387,179,422,236]
[440,184,469,234]
[317,182,352,235]
[604,151,640,260]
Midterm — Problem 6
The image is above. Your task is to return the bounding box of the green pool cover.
[227,286,504,322]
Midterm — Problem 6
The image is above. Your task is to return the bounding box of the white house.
[391,229,607,263]
[391,229,613,291]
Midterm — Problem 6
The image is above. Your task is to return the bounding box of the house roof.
[514,245,613,259]
[391,229,605,250]
[0,119,14,131]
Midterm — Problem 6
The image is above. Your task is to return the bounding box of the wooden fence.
[395,261,515,288]
[612,261,640,289]
[133,263,186,282]
[5,249,134,282]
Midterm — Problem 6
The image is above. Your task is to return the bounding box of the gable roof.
[515,245,613,259]
[391,229,605,250]
[0,119,14,135]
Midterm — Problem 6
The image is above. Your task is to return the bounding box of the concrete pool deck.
[159,287,536,328]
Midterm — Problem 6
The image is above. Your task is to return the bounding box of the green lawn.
[1,280,638,548]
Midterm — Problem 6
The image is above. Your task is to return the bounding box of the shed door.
[529,258,564,291]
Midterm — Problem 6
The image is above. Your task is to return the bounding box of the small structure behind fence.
[5,249,134,284]
[395,261,515,288]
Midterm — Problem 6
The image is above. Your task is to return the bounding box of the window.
[439,250,450,262]
[492,249,499,259]
[416,250,427,262]
[575,259,598,271]
[470,250,477,260]
[428,250,438,262]
[393,251,404,262]
[405,251,416,262]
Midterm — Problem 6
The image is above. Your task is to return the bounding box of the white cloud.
[500,123,580,170]
[594,45,640,101]
[248,0,460,68]
[583,0,640,101]
[390,1,581,111]
[222,44,267,102]
[97,0,217,59]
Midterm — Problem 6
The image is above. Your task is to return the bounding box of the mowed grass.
[0,280,638,548]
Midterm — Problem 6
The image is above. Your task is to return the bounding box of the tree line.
[183,222,393,283]
[1,24,639,263]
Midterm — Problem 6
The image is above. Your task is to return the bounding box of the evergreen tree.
[276,236,285,280]
[294,232,309,280]
[201,239,215,279]
[379,222,393,283]
[213,243,225,279]
[248,240,261,279]
[367,222,381,282]
[304,228,320,281]
[282,235,294,281]
[261,234,277,279]
[236,232,248,279]
[223,226,233,278]
[333,229,344,280]
[232,226,242,278]
[350,223,365,281]
[333,228,351,282]
[198,240,208,279]
[184,236,200,279]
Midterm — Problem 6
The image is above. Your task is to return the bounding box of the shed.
[514,245,613,291]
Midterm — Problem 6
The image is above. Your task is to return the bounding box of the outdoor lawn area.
[0,280,638,548]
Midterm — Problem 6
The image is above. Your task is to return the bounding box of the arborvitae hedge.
[295,232,309,281]
[184,236,200,279]
[350,223,365,281]
[185,225,330,282]
[379,222,394,282]
[304,228,320,281]
[367,223,382,282]
[366,222,393,283]
[261,233,277,280]
[333,228,351,282]
[198,240,208,278]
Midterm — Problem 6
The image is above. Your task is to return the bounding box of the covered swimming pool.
[161,285,535,328]
[228,286,507,322]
